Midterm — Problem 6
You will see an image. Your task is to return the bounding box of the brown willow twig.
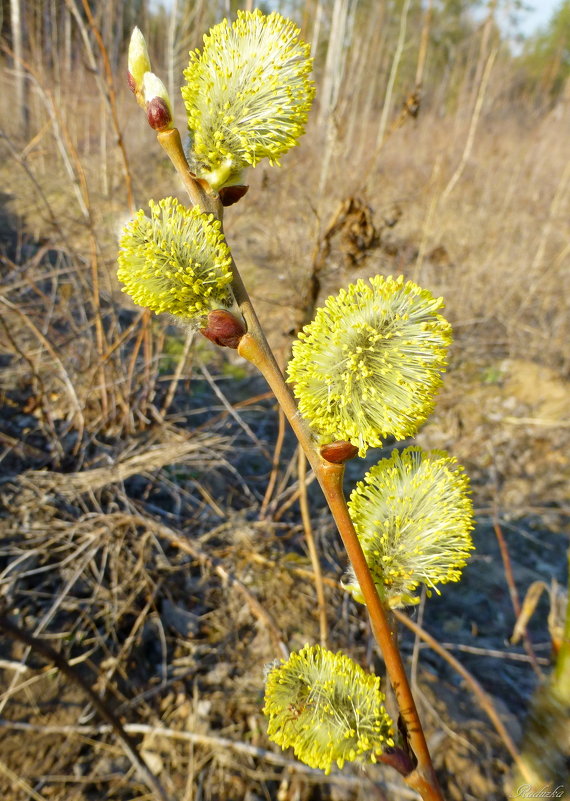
[393,608,534,785]
[156,127,444,801]
[0,612,174,801]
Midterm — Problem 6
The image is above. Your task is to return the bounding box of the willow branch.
[156,125,443,801]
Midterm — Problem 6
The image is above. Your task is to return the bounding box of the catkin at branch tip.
[181,10,315,190]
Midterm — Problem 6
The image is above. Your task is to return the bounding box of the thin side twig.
[0,613,174,801]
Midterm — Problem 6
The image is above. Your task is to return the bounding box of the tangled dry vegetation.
[1,25,570,801]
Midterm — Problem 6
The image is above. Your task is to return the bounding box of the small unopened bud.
[142,73,173,131]
[218,185,249,207]
[147,97,172,131]
[201,309,245,349]
[128,27,151,96]
[320,441,359,464]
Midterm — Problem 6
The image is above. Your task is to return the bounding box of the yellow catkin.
[346,447,475,607]
[182,10,315,188]
[117,197,234,320]
[264,644,393,774]
[287,275,453,457]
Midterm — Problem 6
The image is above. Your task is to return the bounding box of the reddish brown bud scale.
[320,440,359,464]
[127,71,137,93]
[146,97,172,131]
[200,309,246,349]
[219,185,249,207]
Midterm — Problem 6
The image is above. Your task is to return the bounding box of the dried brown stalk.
[0,612,174,801]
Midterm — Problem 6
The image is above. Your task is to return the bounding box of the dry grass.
[1,12,569,801]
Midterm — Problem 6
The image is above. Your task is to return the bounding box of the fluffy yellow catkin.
[287,275,452,457]
[264,644,394,774]
[346,447,475,607]
[117,197,234,321]
[182,10,315,189]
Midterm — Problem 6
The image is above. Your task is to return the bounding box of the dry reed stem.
[19,433,226,497]
[413,155,442,282]
[0,720,422,800]
[441,46,498,202]
[141,309,154,417]
[376,0,412,149]
[297,448,328,647]
[414,0,433,89]
[71,0,136,213]
[273,470,317,522]
[259,403,286,517]
[492,514,542,678]
[527,155,570,279]
[161,329,195,415]
[410,589,427,694]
